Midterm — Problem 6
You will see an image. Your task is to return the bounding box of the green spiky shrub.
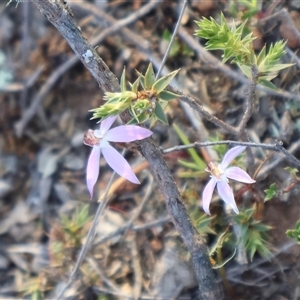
[91,63,180,126]
[195,13,293,90]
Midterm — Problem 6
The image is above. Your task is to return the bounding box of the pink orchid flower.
[84,116,152,198]
[202,146,256,215]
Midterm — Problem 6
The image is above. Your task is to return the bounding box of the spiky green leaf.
[258,79,278,90]
[264,182,277,202]
[154,101,168,124]
[136,70,146,89]
[158,90,179,101]
[256,45,266,66]
[131,77,140,94]
[152,69,180,94]
[237,63,252,79]
[120,68,126,92]
[144,63,155,89]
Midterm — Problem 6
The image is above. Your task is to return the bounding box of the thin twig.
[257,139,300,179]
[129,232,143,299]
[19,65,45,110]
[55,164,119,300]
[170,87,237,134]
[86,255,120,293]
[163,140,276,152]
[21,1,30,65]
[252,152,275,180]
[171,64,259,137]
[275,140,300,167]
[162,140,300,168]
[155,0,188,79]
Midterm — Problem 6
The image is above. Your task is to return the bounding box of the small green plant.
[285,166,299,177]
[233,208,273,261]
[60,204,91,246]
[91,63,180,126]
[20,273,51,300]
[286,220,300,244]
[195,13,256,65]
[49,205,91,266]
[190,209,216,235]
[264,182,278,202]
[195,13,293,89]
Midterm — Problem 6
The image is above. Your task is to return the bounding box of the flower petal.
[202,177,217,215]
[221,146,246,170]
[105,125,153,142]
[86,146,101,198]
[102,144,140,184]
[217,180,239,214]
[100,115,118,135]
[225,166,256,184]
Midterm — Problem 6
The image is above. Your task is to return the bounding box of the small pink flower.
[84,116,153,198]
[202,146,256,215]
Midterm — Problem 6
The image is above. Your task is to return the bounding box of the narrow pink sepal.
[221,146,246,169]
[105,125,153,142]
[225,166,256,184]
[100,115,118,135]
[217,181,239,214]
[86,147,101,198]
[202,177,217,215]
[102,144,140,184]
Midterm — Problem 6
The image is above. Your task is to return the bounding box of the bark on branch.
[31,1,224,298]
